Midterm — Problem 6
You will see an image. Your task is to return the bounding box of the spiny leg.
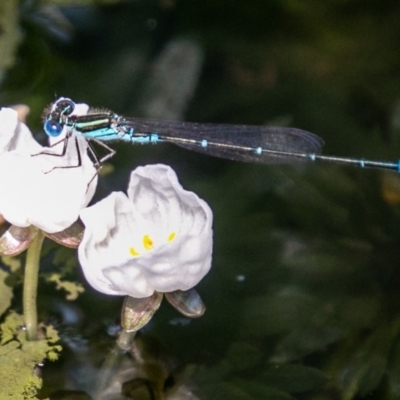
[91,139,116,165]
[43,137,83,174]
[31,136,70,158]
[86,142,102,187]
[85,140,117,188]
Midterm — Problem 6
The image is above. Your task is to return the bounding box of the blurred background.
[2,0,400,399]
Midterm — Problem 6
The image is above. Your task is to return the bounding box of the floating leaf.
[0,312,62,399]
[46,273,84,301]
[225,342,262,372]
[0,269,13,317]
[1,255,22,272]
[327,317,400,399]
[199,382,255,400]
[52,246,78,273]
[240,288,327,337]
[235,380,295,400]
[387,335,400,396]
[261,363,329,394]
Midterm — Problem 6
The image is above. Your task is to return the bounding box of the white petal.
[79,164,213,298]
[28,156,97,232]
[0,108,42,154]
[0,147,97,233]
[103,265,154,298]
[0,153,35,227]
[79,192,137,295]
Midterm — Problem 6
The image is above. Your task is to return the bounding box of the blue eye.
[44,119,63,137]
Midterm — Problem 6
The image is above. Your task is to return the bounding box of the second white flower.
[78,164,213,298]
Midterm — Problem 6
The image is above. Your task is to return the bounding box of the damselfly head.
[42,98,75,123]
[43,98,77,137]
[50,98,75,123]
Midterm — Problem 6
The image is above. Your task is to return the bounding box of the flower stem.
[94,330,138,398]
[23,231,44,341]
[117,329,137,351]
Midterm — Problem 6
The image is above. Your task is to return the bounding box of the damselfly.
[42,97,400,172]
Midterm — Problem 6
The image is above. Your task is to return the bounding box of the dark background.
[2,1,400,399]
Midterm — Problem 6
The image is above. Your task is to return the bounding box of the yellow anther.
[167,232,176,242]
[143,234,154,251]
[129,247,140,256]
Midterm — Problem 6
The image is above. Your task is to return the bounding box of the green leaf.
[0,312,62,399]
[327,317,400,399]
[274,326,346,361]
[52,246,78,273]
[45,273,84,300]
[1,256,22,273]
[0,311,22,345]
[199,382,255,400]
[0,269,13,318]
[387,336,400,397]
[200,380,296,400]
[240,288,329,337]
[225,342,262,371]
[261,364,329,394]
[235,380,295,400]
[43,246,84,300]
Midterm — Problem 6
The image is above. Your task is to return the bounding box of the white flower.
[0,102,97,233]
[78,164,213,298]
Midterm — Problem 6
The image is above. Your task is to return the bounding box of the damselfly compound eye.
[44,119,63,137]
[56,99,75,116]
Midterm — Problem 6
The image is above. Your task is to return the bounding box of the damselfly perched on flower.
[42,97,400,172]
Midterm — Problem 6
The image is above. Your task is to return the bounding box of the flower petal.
[79,164,213,298]
[0,107,42,154]
[79,192,136,294]
[0,150,97,232]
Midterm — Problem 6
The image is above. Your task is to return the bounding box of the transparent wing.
[124,118,324,164]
